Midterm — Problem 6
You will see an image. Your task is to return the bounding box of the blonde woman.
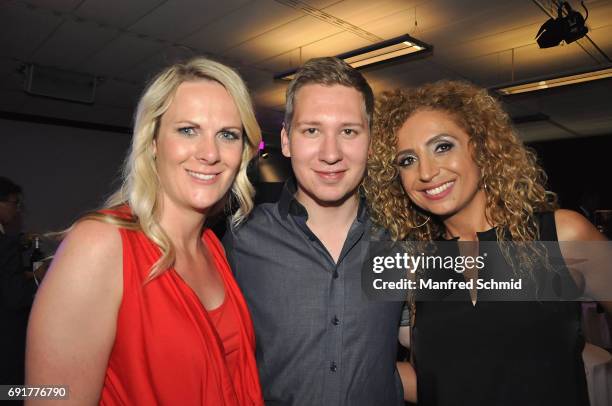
[26,58,263,405]
[365,80,608,405]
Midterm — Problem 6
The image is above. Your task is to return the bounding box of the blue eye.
[178,127,196,137]
[219,130,241,141]
[397,155,416,167]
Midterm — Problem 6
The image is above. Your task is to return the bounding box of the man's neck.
[295,189,360,230]
[295,190,361,263]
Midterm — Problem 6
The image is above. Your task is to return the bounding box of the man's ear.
[280,124,291,158]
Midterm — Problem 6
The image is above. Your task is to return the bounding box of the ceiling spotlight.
[274,34,433,81]
[535,1,589,48]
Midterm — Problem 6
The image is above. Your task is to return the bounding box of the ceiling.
[1,0,611,145]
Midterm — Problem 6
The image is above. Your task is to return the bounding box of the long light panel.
[274,34,433,81]
[495,66,612,95]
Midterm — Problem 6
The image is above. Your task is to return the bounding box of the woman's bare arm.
[555,209,612,313]
[26,220,123,405]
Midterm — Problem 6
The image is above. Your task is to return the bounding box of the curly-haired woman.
[364,80,609,405]
[26,58,263,405]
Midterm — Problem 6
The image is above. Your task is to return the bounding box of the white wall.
[0,118,131,235]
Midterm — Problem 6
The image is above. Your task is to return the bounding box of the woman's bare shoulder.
[41,219,124,301]
[554,209,606,242]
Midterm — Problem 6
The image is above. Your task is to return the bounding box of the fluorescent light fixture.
[494,66,612,95]
[274,34,432,81]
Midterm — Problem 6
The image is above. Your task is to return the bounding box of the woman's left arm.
[555,209,612,313]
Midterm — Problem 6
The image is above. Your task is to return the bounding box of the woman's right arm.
[397,326,417,403]
[26,220,123,405]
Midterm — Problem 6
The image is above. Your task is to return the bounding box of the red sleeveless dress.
[99,224,263,405]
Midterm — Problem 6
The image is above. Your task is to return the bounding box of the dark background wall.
[0,118,130,234]
[529,135,612,216]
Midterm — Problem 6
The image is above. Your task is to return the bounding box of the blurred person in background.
[0,176,45,389]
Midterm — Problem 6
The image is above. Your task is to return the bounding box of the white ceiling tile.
[305,0,345,8]
[582,0,612,28]
[75,0,166,29]
[363,59,463,93]
[254,30,369,72]
[0,2,63,60]
[182,0,303,53]
[31,19,119,69]
[448,50,515,86]
[322,0,417,28]
[359,7,417,40]
[128,0,252,42]
[298,31,370,60]
[80,33,166,77]
[511,42,599,81]
[586,25,612,58]
[253,47,301,73]
[222,14,343,64]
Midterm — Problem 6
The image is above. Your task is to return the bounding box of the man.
[224,57,410,405]
[0,176,41,385]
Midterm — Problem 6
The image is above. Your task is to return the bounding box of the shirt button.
[332,316,340,326]
[330,361,338,372]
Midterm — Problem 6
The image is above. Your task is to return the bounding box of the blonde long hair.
[80,57,261,279]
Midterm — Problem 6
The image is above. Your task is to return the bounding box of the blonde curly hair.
[364,80,557,243]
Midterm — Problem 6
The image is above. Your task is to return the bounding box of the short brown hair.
[283,57,373,134]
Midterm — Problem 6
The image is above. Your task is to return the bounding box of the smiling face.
[154,80,244,215]
[395,109,486,221]
[281,84,369,207]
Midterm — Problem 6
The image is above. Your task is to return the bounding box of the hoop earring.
[410,215,430,228]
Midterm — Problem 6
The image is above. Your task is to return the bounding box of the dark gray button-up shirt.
[223,180,404,406]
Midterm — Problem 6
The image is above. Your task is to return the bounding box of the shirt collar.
[278,177,368,223]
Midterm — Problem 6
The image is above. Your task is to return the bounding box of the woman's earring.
[411,215,430,228]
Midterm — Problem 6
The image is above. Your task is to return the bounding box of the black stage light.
[535,1,589,48]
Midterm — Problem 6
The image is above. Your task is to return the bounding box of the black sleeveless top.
[412,212,589,406]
